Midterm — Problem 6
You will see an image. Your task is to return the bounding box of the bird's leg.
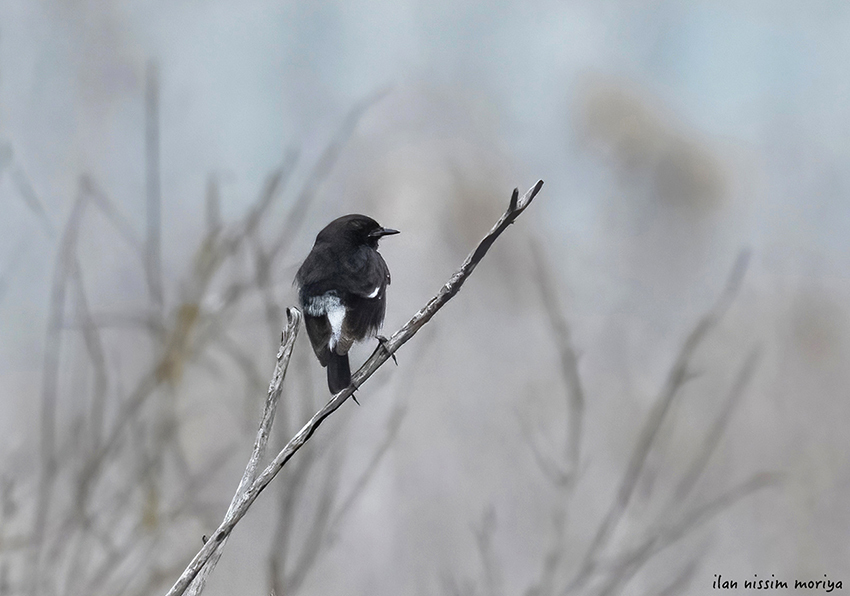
[351,390,360,406]
[375,335,398,365]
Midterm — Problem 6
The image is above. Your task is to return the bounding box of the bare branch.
[529,239,585,486]
[284,450,342,595]
[524,510,566,596]
[326,402,407,540]
[268,438,320,596]
[595,472,781,596]
[473,506,504,596]
[164,180,544,596]
[11,166,55,237]
[563,250,750,596]
[270,330,428,593]
[185,307,301,596]
[75,161,299,498]
[86,177,146,258]
[68,256,109,451]
[145,60,164,318]
[205,174,222,237]
[673,347,761,502]
[28,180,90,596]
[268,89,390,262]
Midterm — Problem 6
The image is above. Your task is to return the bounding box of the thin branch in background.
[74,369,160,507]
[0,239,26,305]
[184,308,302,596]
[81,444,238,596]
[326,402,407,540]
[145,60,164,320]
[19,98,318,592]
[653,559,699,596]
[165,180,544,596]
[214,333,268,403]
[524,510,567,596]
[521,417,573,489]
[0,565,8,596]
[68,256,110,452]
[0,475,18,596]
[205,174,222,237]
[325,325,436,541]
[141,66,174,554]
[77,159,299,498]
[268,88,390,263]
[86,177,147,264]
[673,347,761,503]
[473,506,504,596]
[283,444,344,596]
[250,233,286,349]
[0,140,11,174]
[595,472,781,596]
[563,250,750,596]
[518,240,585,596]
[268,326,428,594]
[28,180,90,596]
[186,156,297,312]
[268,424,320,596]
[529,238,585,486]
[235,153,298,248]
[11,166,55,237]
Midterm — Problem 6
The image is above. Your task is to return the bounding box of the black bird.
[296,214,399,394]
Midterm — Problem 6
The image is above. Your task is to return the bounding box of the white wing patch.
[305,293,347,350]
[305,292,341,317]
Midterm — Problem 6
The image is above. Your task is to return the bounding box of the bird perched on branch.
[296,214,399,394]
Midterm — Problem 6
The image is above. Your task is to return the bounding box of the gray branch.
[563,250,750,596]
[185,307,302,596]
[164,180,544,596]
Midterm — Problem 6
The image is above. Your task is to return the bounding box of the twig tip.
[517,180,544,210]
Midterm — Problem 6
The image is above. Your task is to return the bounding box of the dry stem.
[164,180,544,596]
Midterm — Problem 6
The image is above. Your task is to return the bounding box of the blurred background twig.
[1,2,847,594]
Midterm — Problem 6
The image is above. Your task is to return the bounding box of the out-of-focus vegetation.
[1,1,848,595]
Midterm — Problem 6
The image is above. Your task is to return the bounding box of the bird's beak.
[369,227,400,238]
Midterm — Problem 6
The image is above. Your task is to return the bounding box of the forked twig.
[673,347,761,502]
[164,180,544,596]
[529,239,585,486]
[594,472,781,596]
[185,308,302,595]
[563,250,750,595]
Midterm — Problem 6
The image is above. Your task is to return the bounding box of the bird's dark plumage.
[296,214,399,393]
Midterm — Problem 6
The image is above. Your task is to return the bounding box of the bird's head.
[318,214,400,249]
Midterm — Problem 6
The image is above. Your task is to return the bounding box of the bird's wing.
[295,248,333,292]
[344,249,391,298]
[303,314,332,366]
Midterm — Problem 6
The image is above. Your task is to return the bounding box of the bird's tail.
[327,352,351,394]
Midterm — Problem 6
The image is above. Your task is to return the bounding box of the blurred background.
[1,1,849,594]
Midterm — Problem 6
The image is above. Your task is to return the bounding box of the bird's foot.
[375,335,397,365]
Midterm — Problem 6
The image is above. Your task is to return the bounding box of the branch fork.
[165,181,544,596]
